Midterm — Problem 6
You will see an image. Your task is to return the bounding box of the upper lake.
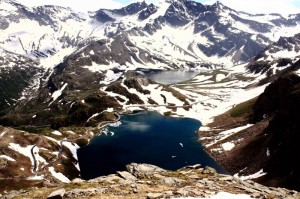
[77,111,226,180]
[144,70,200,85]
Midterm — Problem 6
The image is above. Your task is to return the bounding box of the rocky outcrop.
[138,4,157,20]
[253,74,300,191]
[47,188,65,199]
[5,163,299,198]
[252,74,300,122]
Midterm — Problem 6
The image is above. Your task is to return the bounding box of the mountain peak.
[111,0,148,16]
[209,0,237,14]
[212,0,223,7]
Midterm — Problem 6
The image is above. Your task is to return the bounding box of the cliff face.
[252,74,300,123]
[252,74,300,190]
[3,163,299,199]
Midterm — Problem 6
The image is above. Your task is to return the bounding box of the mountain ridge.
[1,0,300,68]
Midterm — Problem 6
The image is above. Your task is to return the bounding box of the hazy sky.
[17,0,300,15]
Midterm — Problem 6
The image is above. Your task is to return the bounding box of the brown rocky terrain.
[3,163,300,199]
[0,125,95,193]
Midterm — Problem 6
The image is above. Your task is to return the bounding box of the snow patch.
[62,141,80,171]
[215,74,226,82]
[8,143,34,165]
[221,142,235,151]
[49,83,68,105]
[0,130,7,137]
[102,70,123,84]
[206,124,253,147]
[266,148,270,157]
[0,155,16,162]
[52,130,62,136]
[234,169,267,180]
[27,175,44,180]
[49,166,71,183]
[86,113,100,123]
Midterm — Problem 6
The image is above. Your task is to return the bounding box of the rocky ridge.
[3,163,299,199]
[247,33,300,76]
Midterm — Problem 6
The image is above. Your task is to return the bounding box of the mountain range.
[0,0,299,111]
[1,0,300,196]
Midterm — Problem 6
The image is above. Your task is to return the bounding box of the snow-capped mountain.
[255,33,300,62]
[0,0,300,70]
[246,33,300,76]
[0,0,300,116]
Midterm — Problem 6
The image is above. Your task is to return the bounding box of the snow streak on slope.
[0,4,108,70]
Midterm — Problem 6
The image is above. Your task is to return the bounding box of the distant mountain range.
[0,0,300,111]
[0,0,300,66]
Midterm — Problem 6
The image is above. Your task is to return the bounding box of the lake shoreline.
[77,110,226,180]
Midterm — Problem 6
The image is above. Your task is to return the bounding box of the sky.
[16,0,300,16]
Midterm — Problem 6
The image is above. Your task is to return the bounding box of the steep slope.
[0,48,41,111]
[252,74,300,190]
[200,73,300,191]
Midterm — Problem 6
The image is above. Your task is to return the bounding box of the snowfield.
[119,66,267,131]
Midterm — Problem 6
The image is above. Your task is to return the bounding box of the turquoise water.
[77,111,226,180]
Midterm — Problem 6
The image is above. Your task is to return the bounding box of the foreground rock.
[47,188,65,199]
[4,163,299,199]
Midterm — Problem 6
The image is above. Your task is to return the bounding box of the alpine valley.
[1,0,300,198]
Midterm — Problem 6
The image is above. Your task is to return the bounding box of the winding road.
[30,111,121,174]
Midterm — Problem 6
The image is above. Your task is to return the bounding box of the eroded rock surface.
[5,163,299,199]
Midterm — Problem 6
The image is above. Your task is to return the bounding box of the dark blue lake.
[77,111,225,180]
